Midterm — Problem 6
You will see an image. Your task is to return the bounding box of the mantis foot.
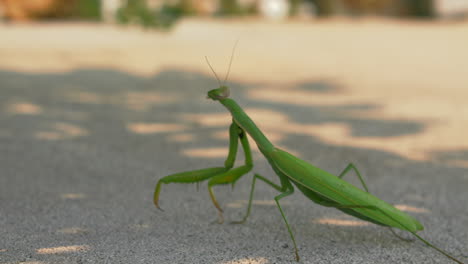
[230,218,247,225]
[211,210,224,224]
[294,249,300,262]
[389,227,414,242]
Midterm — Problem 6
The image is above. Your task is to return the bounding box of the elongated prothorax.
[218,97,275,154]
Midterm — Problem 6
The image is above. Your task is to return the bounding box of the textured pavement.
[1,19,467,264]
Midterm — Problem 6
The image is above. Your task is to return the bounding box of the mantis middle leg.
[231,173,283,224]
[274,186,300,261]
[231,171,300,260]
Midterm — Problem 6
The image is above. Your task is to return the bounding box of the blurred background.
[2,0,468,166]
[1,1,468,264]
[1,0,468,26]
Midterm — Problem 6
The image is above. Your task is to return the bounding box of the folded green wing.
[270,148,423,232]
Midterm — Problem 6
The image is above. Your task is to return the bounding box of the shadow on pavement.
[1,68,467,264]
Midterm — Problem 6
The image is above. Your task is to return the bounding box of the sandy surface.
[1,18,467,264]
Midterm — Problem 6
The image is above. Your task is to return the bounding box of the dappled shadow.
[428,149,468,167]
[0,67,429,154]
[296,79,343,93]
[242,97,424,138]
[1,67,467,263]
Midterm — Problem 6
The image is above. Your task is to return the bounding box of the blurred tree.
[178,0,220,16]
[74,0,101,20]
[313,0,345,16]
[218,0,256,16]
[342,0,403,16]
[0,0,101,21]
[0,0,76,20]
[312,0,434,17]
[116,0,183,29]
[410,0,434,17]
[289,0,303,16]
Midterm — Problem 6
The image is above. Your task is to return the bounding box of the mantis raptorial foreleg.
[208,165,252,223]
[154,167,228,210]
[154,122,243,211]
[208,125,253,223]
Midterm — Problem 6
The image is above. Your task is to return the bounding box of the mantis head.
[207,85,230,101]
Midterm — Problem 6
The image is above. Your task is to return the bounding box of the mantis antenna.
[205,40,239,86]
[205,56,222,87]
[223,39,239,85]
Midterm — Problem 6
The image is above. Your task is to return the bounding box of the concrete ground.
[0,18,467,264]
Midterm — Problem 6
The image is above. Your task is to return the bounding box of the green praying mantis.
[153,49,465,263]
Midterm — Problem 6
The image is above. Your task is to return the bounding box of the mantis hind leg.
[388,227,414,242]
[338,163,411,241]
[338,163,369,192]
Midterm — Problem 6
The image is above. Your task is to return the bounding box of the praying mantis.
[153,49,465,263]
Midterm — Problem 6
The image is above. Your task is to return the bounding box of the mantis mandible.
[153,47,465,263]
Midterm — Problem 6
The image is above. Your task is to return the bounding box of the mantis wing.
[270,148,424,232]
